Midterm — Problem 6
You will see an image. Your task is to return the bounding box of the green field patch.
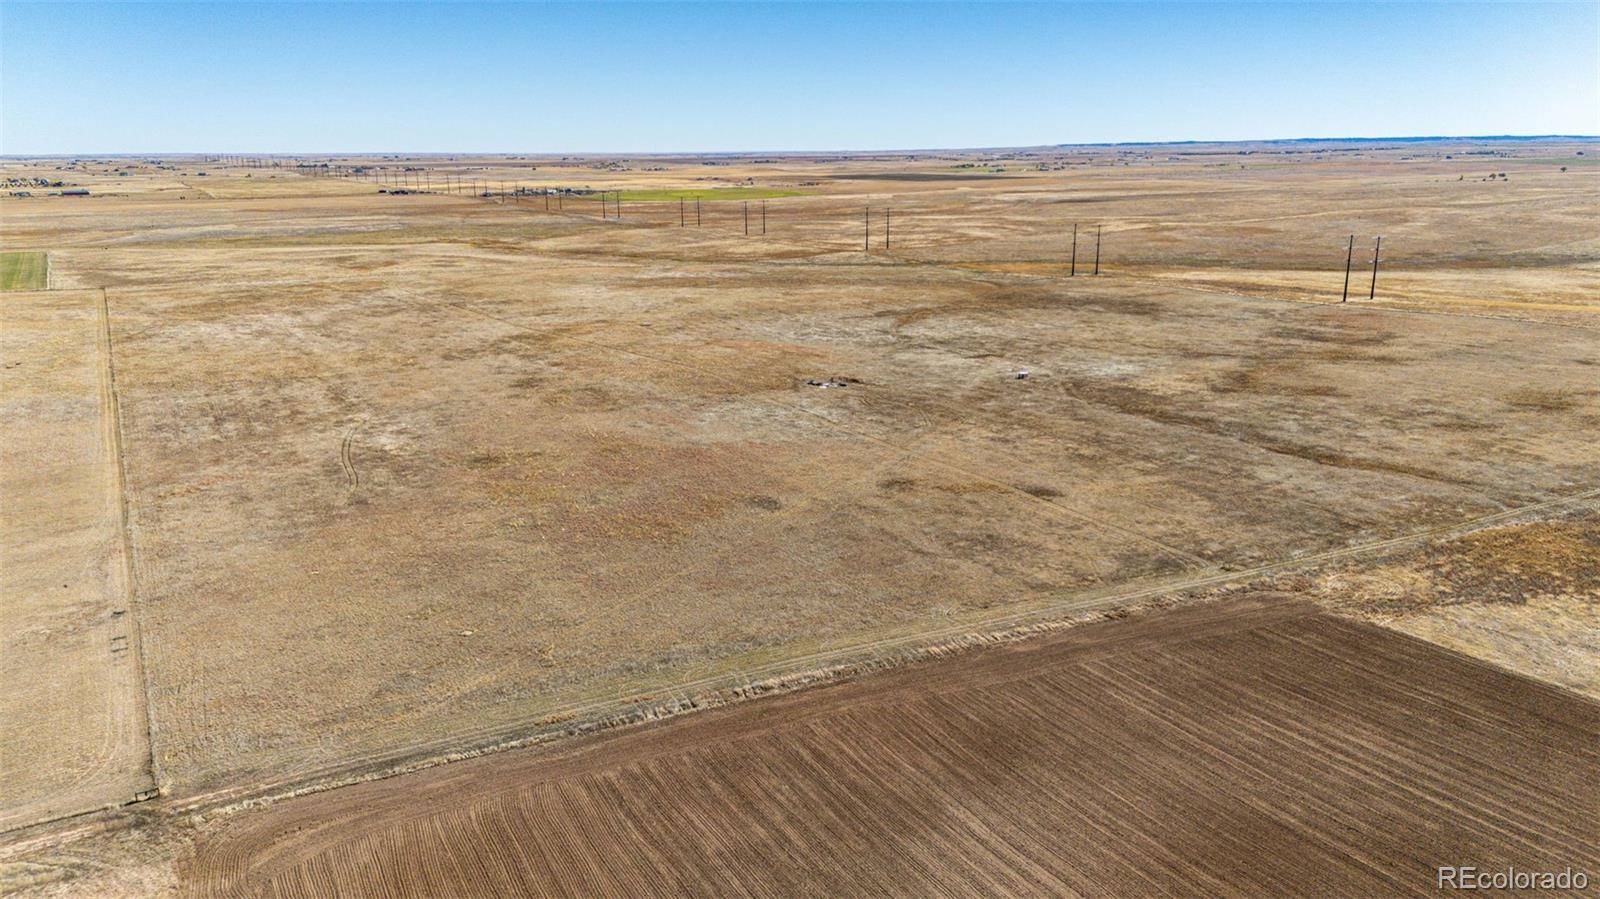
[615,187,806,202]
[0,252,48,291]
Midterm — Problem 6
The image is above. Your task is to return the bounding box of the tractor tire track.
[338,428,359,489]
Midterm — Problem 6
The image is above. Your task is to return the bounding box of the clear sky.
[2,1,1596,154]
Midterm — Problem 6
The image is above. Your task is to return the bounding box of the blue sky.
[2,2,1595,153]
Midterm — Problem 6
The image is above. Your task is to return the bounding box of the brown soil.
[181,596,1600,898]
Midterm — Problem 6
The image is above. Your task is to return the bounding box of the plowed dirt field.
[185,596,1600,898]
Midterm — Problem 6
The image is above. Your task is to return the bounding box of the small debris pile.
[804,377,859,389]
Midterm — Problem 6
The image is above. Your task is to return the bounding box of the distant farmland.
[0,251,47,290]
[616,187,804,201]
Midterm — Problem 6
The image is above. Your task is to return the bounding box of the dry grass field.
[2,138,1596,895]
[0,288,154,831]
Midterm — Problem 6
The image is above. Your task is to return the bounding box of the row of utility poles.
[205,157,1383,303]
[213,156,277,168]
[581,192,778,236]
[1341,235,1382,302]
[1068,223,1102,276]
[459,180,1395,305]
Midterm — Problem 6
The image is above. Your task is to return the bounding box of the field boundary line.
[159,482,1599,819]
[97,287,163,803]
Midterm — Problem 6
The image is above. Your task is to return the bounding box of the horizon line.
[4,134,1597,160]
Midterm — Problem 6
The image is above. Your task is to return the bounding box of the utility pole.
[696,199,701,227]
[1369,236,1382,300]
[1070,223,1078,276]
[680,198,685,226]
[762,200,767,235]
[864,207,870,253]
[885,208,890,250]
[1093,225,1101,275]
[1341,234,1354,302]
[615,191,621,220]
[744,201,749,235]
